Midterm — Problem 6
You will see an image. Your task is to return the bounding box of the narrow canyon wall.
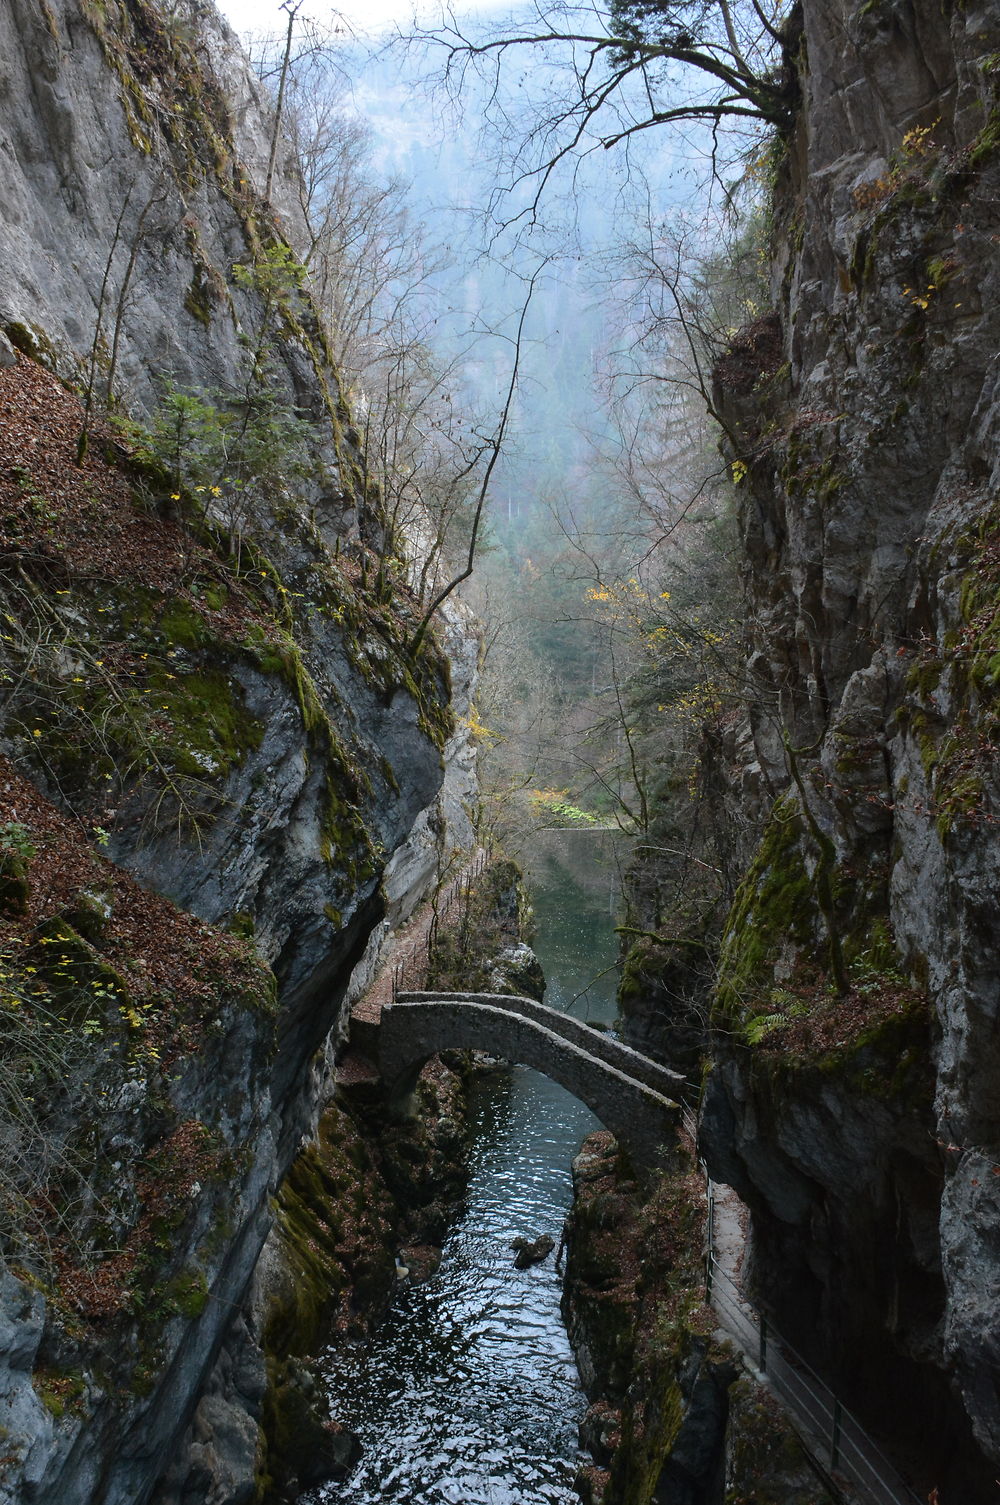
[698,2,1000,1499]
[0,2,476,1501]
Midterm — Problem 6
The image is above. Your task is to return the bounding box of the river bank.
[285,832,622,1502]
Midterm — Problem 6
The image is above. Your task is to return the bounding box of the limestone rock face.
[561,1134,824,1505]
[699,2,1000,1497]
[0,0,308,415]
[0,3,477,1502]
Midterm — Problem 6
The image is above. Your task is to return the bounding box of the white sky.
[216,0,505,42]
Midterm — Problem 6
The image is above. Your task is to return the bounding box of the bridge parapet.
[397,991,687,1103]
[380,997,681,1172]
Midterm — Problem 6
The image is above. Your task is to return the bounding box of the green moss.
[61,890,112,943]
[617,944,645,1006]
[251,634,330,737]
[242,629,377,880]
[156,596,217,651]
[32,918,130,1021]
[970,107,1000,167]
[905,656,943,697]
[182,223,228,329]
[714,796,811,1022]
[916,711,943,778]
[5,322,61,372]
[294,569,452,754]
[33,1367,86,1420]
[607,1375,684,1505]
[200,582,229,612]
[160,1266,209,1319]
[145,665,264,779]
[184,279,212,328]
[53,653,263,790]
[131,1264,210,1326]
[69,0,453,768]
[0,851,31,917]
[10,573,277,834]
[779,432,847,504]
[934,769,985,837]
[263,1110,393,1359]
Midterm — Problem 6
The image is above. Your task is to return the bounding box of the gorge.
[1,2,1000,1504]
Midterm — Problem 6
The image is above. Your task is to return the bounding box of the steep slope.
[695,2,1000,1499]
[0,2,475,1501]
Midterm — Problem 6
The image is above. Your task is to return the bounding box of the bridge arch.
[379,995,681,1171]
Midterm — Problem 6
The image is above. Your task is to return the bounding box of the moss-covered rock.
[725,1379,836,1504]
[0,849,32,917]
[258,1358,361,1502]
[714,795,812,1025]
[562,1132,732,1505]
[262,1107,395,1362]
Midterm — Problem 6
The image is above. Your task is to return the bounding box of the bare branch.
[406,262,549,656]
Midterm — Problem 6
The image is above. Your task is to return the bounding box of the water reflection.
[525,827,628,1027]
[303,833,626,1504]
[303,1070,595,1504]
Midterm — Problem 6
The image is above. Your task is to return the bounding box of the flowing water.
[303,830,626,1505]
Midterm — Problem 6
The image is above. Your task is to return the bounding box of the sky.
[216,0,506,42]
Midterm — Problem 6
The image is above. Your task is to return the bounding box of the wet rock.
[511,1233,555,1268]
[264,1358,361,1500]
[398,1244,442,1283]
[579,1400,621,1465]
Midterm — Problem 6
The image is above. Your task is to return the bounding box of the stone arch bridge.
[378,991,686,1171]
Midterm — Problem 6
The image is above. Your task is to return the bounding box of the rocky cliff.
[562,1133,838,1505]
[693,2,1000,1500]
[0,2,476,1501]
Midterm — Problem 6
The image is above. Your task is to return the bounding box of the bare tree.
[76,180,170,464]
[263,57,509,611]
[401,0,796,234]
[245,4,352,204]
[406,262,546,655]
[264,0,306,203]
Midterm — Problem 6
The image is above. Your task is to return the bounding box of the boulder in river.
[511,1234,555,1268]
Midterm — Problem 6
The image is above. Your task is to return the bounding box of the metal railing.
[684,1107,923,1505]
[382,901,924,1503]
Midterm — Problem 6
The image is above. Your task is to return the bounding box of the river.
[301,829,626,1505]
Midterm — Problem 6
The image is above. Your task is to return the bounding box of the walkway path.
[339,900,923,1505]
[344,847,488,1058]
[679,1108,926,1505]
